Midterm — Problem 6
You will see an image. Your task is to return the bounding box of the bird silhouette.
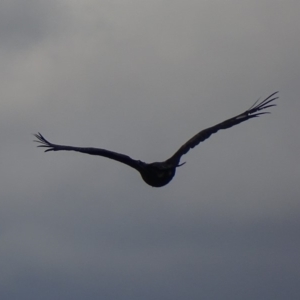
[34,92,277,187]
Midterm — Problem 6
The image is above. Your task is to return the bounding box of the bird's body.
[34,92,278,187]
[138,162,177,187]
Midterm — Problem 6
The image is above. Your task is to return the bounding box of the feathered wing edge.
[34,133,143,171]
[34,133,58,152]
[167,91,278,165]
[243,91,278,116]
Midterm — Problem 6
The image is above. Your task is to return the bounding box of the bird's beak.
[177,162,186,167]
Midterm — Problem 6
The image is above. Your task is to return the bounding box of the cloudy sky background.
[0,1,299,299]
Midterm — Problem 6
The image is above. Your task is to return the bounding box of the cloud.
[0,1,300,299]
[0,0,68,53]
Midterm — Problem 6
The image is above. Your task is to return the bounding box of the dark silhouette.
[34,92,278,187]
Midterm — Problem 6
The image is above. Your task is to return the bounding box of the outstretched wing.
[168,92,278,165]
[34,133,143,171]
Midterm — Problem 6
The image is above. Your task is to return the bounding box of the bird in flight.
[34,92,278,187]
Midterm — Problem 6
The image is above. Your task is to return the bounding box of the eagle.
[34,92,277,187]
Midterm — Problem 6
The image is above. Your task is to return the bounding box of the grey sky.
[0,1,299,299]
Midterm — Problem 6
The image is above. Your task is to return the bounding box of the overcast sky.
[0,1,299,299]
